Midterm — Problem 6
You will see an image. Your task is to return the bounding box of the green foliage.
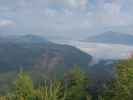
[102,57,133,100]
[34,81,66,100]
[0,67,91,100]
[65,67,90,100]
[12,70,34,100]
[2,56,133,100]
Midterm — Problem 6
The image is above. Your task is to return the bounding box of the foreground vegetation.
[1,56,133,100]
[0,67,91,100]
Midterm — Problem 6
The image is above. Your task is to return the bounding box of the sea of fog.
[52,39,133,60]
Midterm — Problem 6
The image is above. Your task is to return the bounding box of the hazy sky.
[0,0,133,38]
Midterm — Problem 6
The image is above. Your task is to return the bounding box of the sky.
[0,0,133,38]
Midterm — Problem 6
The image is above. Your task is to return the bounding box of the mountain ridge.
[0,34,92,75]
[86,31,133,45]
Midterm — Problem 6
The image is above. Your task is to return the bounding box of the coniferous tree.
[34,80,66,100]
[13,71,34,100]
[102,56,133,100]
[65,67,90,100]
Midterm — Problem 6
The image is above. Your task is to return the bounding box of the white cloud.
[53,40,133,60]
[0,19,16,27]
[94,1,133,27]
[66,0,88,9]
[0,0,133,37]
[48,0,89,10]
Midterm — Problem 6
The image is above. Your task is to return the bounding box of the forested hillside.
[0,35,91,72]
[0,35,92,94]
[1,55,133,100]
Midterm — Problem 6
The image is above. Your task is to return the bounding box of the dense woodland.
[0,56,133,100]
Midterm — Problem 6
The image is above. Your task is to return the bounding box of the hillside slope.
[0,35,92,93]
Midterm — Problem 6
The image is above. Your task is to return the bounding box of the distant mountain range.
[86,31,133,45]
[0,34,92,74]
[0,34,93,93]
[0,34,116,94]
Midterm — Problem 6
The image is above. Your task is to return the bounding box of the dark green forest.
[0,56,133,100]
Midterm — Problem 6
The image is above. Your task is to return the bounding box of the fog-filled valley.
[0,33,132,99]
[1,32,133,100]
[1,0,133,99]
[52,39,133,60]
